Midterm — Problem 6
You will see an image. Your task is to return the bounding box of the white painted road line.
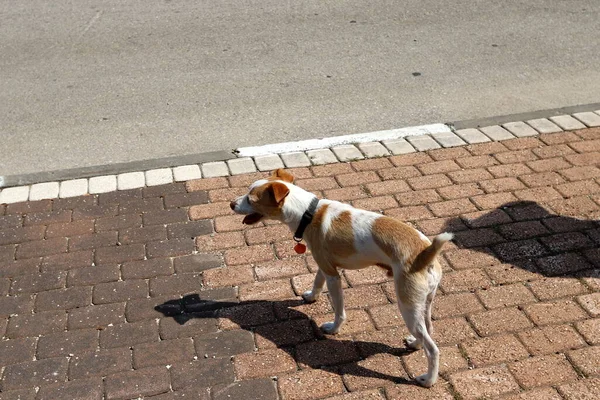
[235,123,451,157]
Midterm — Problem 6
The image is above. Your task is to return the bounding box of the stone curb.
[1,107,599,204]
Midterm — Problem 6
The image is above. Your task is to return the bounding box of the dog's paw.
[302,290,318,303]
[405,335,422,350]
[320,321,339,335]
[415,373,436,388]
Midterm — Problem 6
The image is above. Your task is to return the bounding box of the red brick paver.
[0,128,599,398]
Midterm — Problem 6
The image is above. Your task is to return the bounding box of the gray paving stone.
[382,138,416,155]
[172,165,202,181]
[59,179,88,198]
[331,145,364,161]
[306,148,338,165]
[88,175,117,194]
[431,131,467,147]
[227,158,256,175]
[480,125,515,141]
[117,172,145,190]
[0,186,30,204]
[254,154,285,171]
[201,162,229,178]
[356,141,390,157]
[573,111,600,127]
[29,182,59,201]
[455,128,491,144]
[526,118,563,134]
[280,152,311,168]
[502,121,539,137]
[550,115,586,130]
[406,135,441,151]
[145,168,173,186]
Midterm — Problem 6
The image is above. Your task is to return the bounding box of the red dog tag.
[294,243,307,254]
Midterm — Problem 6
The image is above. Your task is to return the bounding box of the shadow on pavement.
[156,295,417,386]
[442,200,599,278]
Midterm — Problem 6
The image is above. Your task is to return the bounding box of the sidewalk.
[0,128,599,399]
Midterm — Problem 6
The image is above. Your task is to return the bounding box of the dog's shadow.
[442,200,599,278]
[155,295,418,386]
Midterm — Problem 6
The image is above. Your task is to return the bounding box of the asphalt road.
[2,0,599,176]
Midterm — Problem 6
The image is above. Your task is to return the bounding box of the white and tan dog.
[230,169,452,387]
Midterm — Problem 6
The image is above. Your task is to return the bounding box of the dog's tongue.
[242,213,263,225]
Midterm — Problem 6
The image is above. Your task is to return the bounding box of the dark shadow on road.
[155,295,418,386]
[442,200,599,278]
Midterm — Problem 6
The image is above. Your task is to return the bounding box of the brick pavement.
[0,128,599,399]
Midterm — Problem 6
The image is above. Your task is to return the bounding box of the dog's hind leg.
[425,290,436,336]
[302,269,326,303]
[398,301,440,387]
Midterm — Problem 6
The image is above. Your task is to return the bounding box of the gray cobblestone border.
[1,106,599,204]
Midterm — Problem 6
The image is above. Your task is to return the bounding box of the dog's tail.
[411,232,453,273]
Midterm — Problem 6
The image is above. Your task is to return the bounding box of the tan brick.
[417,160,461,175]
[448,168,494,184]
[385,206,432,221]
[427,198,477,217]
[514,186,563,202]
[527,277,589,300]
[187,177,229,191]
[440,268,491,293]
[395,189,440,206]
[296,177,339,191]
[565,151,600,166]
[480,177,526,193]
[256,258,308,281]
[351,158,393,171]
[429,146,471,160]
[224,244,274,265]
[471,192,518,210]
[353,196,398,211]
[548,196,598,217]
[450,365,520,400]
[432,317,478,346]
[195,231,245,251]
[336,171,380,187]
[495,149,538,164]
[462,334,529,367]
[234,349,296,379]
[324,186,368,201]
[432,292,484,319]
[228,172,269,187]
[469,307,533,336]
[325,388,386,400]
[560,166,600,181]
[278,369,344,400]
[202,265,254,287]
[488,163,533,179]
[527,157,572,172]
[570,136,600,151]
[239,279,294,301]
[501,387,563,400]
[416,217,467,236]
[462,209,512,228]
[578,292,600,317]
[509,354,578,389]
[189,202,232,220]
[520,171,566,187]
[558,377,600,400]
[313,309,375,335]
[477,282,536,309]
[311,163,354,177]
[389,152,433,166]
[244,224,290,245]
[437,183,484,200]
[533,143,576,158]
[455,155,498,169]
[576,318,600,345]
[443,248,498,270]
[556,180,600,197]
[208,187,247,202]
[517,324,586,355]
[214,215,250,232]
[524,299,588,326]
[407,174,452,190]
[342,285,389,309]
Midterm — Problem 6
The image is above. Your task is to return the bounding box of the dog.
[230,168,453,387]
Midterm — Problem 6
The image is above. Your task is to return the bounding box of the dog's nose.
[229,201,236,211]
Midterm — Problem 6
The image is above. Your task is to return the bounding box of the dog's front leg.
[302,269,325,303]
[321,274,346,334]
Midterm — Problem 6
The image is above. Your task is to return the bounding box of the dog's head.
[230,169,295,224]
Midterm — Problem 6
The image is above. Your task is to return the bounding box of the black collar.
[293,197,320,242]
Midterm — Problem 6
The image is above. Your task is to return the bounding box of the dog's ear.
[270,182,290,204]
[271,168,295,183]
